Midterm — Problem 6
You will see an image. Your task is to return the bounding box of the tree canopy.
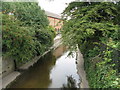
[2,2,49,29]
[62,2,120,88]
[62,2,120,51]
[2,2,55,64]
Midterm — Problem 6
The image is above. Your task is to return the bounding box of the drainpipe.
[54,18,55,28]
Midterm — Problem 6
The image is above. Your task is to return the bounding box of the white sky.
[38,0,75,15]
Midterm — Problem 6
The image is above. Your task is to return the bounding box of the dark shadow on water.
[62,75,80,89]
[7,51,56,88]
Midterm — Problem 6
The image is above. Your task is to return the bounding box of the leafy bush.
[85,46,120,88]
[2,14,36,62]
[34,29,54,55]
[47,26,56,39]
[2,2,55,65]
[62,2,120,88]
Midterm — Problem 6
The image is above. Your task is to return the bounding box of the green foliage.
[34,29,54,55]
[62,2,120,54]
[47,26,56,39]
[2,2,49,29]
[2,2,55,65]
[86,46,120,88]
[62,2,120,88]
[2,14,36,62]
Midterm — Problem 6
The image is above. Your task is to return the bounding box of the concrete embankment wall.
[0,58,2,78]
[2,57,15,78]
[77,48,89,88]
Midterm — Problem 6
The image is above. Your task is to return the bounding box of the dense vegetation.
[2,2,55,66]
[62,2,120,88]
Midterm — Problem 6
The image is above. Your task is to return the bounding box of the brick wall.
[47,16,63,33]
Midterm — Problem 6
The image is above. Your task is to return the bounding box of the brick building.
[45,11,63,33]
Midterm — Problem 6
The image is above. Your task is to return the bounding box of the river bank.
[77,48,89,88]
[1,34,62,89]
[5,44,80,88]
[1,34,89,89]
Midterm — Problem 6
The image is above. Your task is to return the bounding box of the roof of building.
[45,11,61,19]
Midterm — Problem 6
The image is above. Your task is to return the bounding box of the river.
[7,45,80,88]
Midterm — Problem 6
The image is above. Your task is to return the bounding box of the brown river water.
[8,45,80,88]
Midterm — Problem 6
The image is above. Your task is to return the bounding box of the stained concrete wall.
[2,57,15,78]
[0,57,2,81]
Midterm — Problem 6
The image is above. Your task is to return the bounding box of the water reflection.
[8,51,56,88]
[62,75,77,88]
[53,45,66,58]
[49,51,80,88]
[8,45,80,88]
